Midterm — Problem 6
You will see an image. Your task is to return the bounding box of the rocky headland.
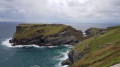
[62,25,120,67]
[9,23,83,46]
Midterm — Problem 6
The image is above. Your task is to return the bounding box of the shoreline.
[1,38,73,67]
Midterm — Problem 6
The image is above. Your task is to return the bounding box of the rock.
[99,43,112,49]
[85,28,106,38]
[62,48,88,66]
[9,24,83,46]
[110,63,120,67]
[107,43,112,45]
[61,59,71,66]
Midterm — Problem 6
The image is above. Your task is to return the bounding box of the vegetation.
[13,24,68,39]
[107,25,120,30]
[10,23,83,46]
[71,27,120,67]
[88,27,104,30]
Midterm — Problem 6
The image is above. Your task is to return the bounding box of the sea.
[0,22,120,67]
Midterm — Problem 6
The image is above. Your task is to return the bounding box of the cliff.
[62,25,120,67]
[9,23,83,46]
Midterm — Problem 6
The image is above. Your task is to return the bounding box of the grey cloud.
[0,0,120,22]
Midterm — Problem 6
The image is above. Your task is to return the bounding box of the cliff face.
[9,24,83,46]
[62,25,120,67]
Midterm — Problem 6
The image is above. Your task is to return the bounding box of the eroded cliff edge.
[62,25,120,67]
[9,23,83,46]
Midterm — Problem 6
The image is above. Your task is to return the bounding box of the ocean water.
[0,22,120,67]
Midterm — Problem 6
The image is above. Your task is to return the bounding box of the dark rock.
[61,59,71,66]
[85,28,106,38]
[62,46,89,66]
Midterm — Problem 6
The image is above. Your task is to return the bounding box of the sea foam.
[2,38,12,47]
[1,38,42,48]
[2,38,71,67]
[1,38,68,49]
[55,50,69,67]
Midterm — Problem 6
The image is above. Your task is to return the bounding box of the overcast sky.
[0,0,120,23]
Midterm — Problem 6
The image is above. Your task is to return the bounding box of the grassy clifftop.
[70,26,120,67]
[14,24,68,39]
[10,23,83,46]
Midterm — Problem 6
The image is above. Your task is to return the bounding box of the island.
[9,23,83,46]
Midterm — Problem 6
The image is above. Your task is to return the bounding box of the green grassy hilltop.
[14,23,68,39]
[70,25,120,67]
[10,23,83,46]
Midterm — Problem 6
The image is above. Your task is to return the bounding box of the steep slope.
[9,23,83,46]
[62,25,120,67]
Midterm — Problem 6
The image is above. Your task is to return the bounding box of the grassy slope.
[87,27,104,30]
[14,24,68,39]
[71,27,120,67]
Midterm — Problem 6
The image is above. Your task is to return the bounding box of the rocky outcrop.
[9,24,83,46]
[85,26,120,38]
[62,45,89,66]
[85,28,106,38]
[61,59,71,66]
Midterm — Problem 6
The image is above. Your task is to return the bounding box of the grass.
[71,28,120,67]
[88,27,104,30]
[107,25,120,30]
[13,23,83,40]
[14,24,68,39]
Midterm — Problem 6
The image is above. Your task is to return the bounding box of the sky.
[0,0,120,23]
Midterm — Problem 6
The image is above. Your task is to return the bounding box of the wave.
[29,65,40,67]
[55,50,69,67]
[1,38,40,48]
[2,38,71,67]
[1,38,58,48]
[1,38,60,49]
[63,45,73,48]
[2,38,12,47]
[47,46,58,48]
